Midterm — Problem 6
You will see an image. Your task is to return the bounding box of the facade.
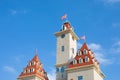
[18,21,105,80]
[17,55,48,80]
[55,22,105,80]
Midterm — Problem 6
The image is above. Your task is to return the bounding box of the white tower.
[55,22,79,80]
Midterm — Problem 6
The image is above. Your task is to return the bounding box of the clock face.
[61,34,65,38]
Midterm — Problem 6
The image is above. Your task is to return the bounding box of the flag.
[61,14,67,20]
[80,35,85,40]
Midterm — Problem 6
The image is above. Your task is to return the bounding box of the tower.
[55,22,79,80]
[66,43,105,80]
[17,54,48,80]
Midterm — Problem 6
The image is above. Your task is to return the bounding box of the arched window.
[73,60,77,64]
[62,74,64,78]
[56,68,59,73]
[31,68,34,72]
[27,69,30,73]
[61,67,65,73]
[79,58,83,63]
[63,26,66,30]
[78,50,82,56]
[85,56,89,62]
[83,49,87,54]
[38,69,41,73]
[31,61,35,65]
[23,70,26,73]
[61,46,65,52]
[29,62,31,66]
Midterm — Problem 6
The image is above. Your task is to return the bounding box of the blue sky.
[0,0,120,80]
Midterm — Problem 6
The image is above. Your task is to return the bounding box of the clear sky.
[0,0,120,80]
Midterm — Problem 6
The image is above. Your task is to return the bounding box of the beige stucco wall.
[56,33,77,65]
[67,68,94,80]
[93,70,103,80]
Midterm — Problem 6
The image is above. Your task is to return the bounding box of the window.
[56,68,59,73]
[61,46,64,52]
[27,69,30,73]
[29,62,31,66]
[72,48,74,54]
[61,67,64,73]
[83,49,87,54]
[78,76,83,80]
[23,70,26,73]
[79,58,83,63]
[31,61,35,65]
[63,26,66,30]
[61,34,65,38]
[38,69,41,73]
[62,74,64,78]
[30,68,34,72]
[73,60,77,64]
[85,56,89,62]
[78,50,82,56]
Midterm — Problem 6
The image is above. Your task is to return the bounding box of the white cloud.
[13,54,25,63]
[3,66,17,74]
[9,9,28,15]
[77,42,111,65]
[112,23,120,28]
[77,42,82,49]
[10,9,17,15]
[114,41,120,46]
[97,0,120,4]
[111,41,120,53]
[88,43,102,51]
[47,68,56,80]
[107,0,120,3]
[89,43,112,65]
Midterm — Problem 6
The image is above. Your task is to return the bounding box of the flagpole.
[79,35,86,43]
[84,38,86,43]
[65,14,68,22]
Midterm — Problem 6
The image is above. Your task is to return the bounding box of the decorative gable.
[18,55,48,80]
[69,42,100,69]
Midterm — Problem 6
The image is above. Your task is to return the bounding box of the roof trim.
[55,28,79,40]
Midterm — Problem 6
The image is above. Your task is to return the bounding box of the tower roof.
[63,22,71,29]
[18,54,48,80]
[68,42,100,69]
[55,22,79,40]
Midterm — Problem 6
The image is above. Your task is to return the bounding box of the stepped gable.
[69,42,100,68]
[18,54,48,80]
